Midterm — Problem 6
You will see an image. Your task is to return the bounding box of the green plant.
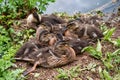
[82,40,120,70]
[99,24,108,32]
[103,49,120,70]
[103,28,116,41]
[56,65,80,80]
[0,46,24,80]
[0,0,56,30]
[82,40,102,60]
[111,38,120,47]
[56,63,98,80]
[99,67,112,80]
[0,26,24,80]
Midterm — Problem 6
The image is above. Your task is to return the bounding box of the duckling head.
[27,12,41,25]
[38,30,57,46]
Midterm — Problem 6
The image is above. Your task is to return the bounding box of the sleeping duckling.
[67,39,89,54]
[26,12,41,30]
[15,41,76,76]
[26,12,65,30]
[41,14,66,25]
[76,24,104,40]
[15,38,41,58]
[36,29,57,46]
[36,21,53,35]
[63,20,80,39]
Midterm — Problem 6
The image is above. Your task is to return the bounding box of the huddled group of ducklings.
[15,12,104,75]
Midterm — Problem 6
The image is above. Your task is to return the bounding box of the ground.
[14,13,120,80]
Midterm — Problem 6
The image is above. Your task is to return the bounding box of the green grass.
[56,65,81,80]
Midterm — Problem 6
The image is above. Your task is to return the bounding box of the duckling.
[36,29,57,47]
[41,14,66,25]
[64,19,103,40]
[15,38,41,58]
[86,15,103,27]
[26,12,41,30]
[15,41,76,76]
[36,21,53,35]
[26,12,65,30]
[63,20,80,39]
[67,39,89,54]
[59,30,89,54]
[76,24,104,40]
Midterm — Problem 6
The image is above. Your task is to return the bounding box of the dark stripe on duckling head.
[41,21,53,32]
[39,30,49,41]
[56,33,64,41]
[33,12,40,24]
[67,21,79,30]
[54,40,68,49]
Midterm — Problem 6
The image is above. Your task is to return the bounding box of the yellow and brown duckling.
[15,38,41,58]
[15,40,76,76]
[63,20,80,39]
[36,29,57,47]
[26,12,65,30]
[41,14,66,25]
[67,39,89,54]
[76,24,104,40]
[63,19,104,42]
[26,12,41,30]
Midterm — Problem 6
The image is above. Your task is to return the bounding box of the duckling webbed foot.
[23,61,39,76]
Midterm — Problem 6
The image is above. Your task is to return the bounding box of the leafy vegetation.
[56,63,98,80]
[0,0,55,29]
[56,66,80,80]
[0,26,25,80]
[103,27,116,41]
[82,34,120,80]
[112,38,120,48]
[0,0,55,79]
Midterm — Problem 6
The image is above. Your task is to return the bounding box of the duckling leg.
[23,61,39,76]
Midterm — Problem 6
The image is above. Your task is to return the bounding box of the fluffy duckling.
[36,29,57,46]
[67,39,89,54]
[15,38,41,58]
[26,12,65,30]
[15,41,76,76]
[64,19,103,40]
[36,21,53,34]
[76,24,104,40]
[63,20,80,39]
[41,14,66,25]
[26,12,41,30]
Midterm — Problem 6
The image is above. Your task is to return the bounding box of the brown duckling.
[36,29,57,47]
[64,19,103,40]
[15,38,41,58]
[63,20,80,39]
[26,12,41,30]
[67,39,89,54]
[59,31,89,54]
[26,12,65,30]
[36,21,53,34]
[41,14,66,25]
[76,24,104,40]
[15,41,76,76]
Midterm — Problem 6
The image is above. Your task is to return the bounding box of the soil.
[14,13,120,80]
